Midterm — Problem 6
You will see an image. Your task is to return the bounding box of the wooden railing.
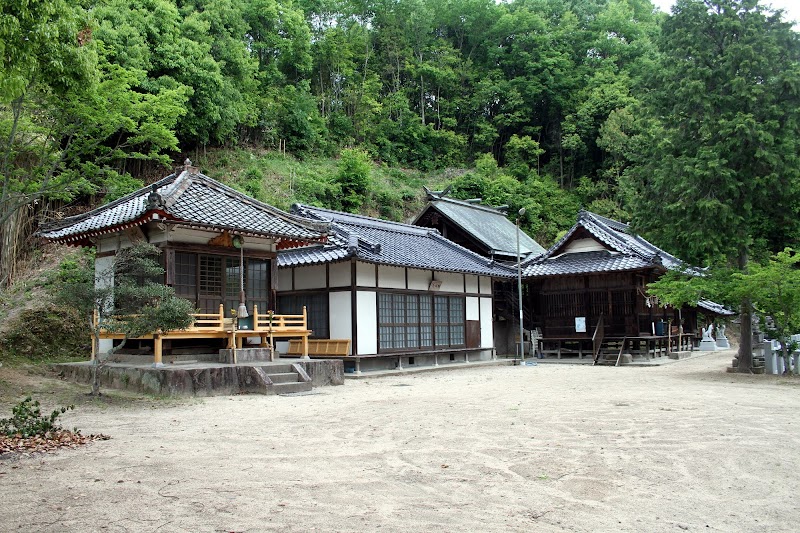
[185,304,229,331]
[252,305,307,331]
[92,305,311,364]
[592,314,605,365]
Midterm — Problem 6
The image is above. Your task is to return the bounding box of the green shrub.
[0,397,75,438]
[0,306,89,364]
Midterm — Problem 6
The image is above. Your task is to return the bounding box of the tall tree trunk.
[0,202,29,288]
[737,248,753,373]
[420,75,425,125]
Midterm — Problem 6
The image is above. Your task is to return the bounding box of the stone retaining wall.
[53,360,344,397]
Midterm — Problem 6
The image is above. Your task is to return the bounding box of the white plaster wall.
[294,264,327,290]
[329,292,352,352]
[356,291,377,355]
[164,228,217,245]
[146,231,169,245]
[378,265,405,289]
[479,276,492,295]
[466,296,480,321]
[407,269,432,290]
[95,255,115,354]
[564,238,606,253]
[356,261,376,287]
[161,227,275,252]
[465,275,479,294]
[329,262,350,287]
[480,297,494,348]
[97,236,124,254]
[437,271,464,293]
[277,269,292,291]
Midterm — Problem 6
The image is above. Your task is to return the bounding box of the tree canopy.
[623,0,800,371]
[1,1,799,363]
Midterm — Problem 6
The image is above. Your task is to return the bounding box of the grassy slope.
[192,146,466,223]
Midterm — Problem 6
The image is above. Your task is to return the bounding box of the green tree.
[1,1,190,287]
[52,243,195,396]
[732,249,800,374]
[335,148,371,211]
[625,0,800,372]
[0,0,95,285]
[648,249,800,374]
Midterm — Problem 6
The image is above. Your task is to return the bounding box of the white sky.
[651,0,800,27]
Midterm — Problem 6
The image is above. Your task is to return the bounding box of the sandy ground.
[1,349,798,533]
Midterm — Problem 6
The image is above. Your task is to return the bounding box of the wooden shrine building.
[522,210,731,360]
[38,161,329,362]
[412,188,546,355]
[276,204,515,373]
[412,187,545,262]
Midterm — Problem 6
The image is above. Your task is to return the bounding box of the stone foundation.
[219,347,273,364]
[53,359,343,397]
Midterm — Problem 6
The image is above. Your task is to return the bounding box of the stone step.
[268,372,301,384]
[257,364,296,374]
[272,381,313,395]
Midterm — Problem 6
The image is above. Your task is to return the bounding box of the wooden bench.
[285,339,351,358]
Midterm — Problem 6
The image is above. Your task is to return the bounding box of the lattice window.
[199,255,223,295]
[247,259,269,313]
[174,252,197,301]
[434,295,449,346]
[379,292,464,351]
[449,297,465,346]
[419,295,433,348]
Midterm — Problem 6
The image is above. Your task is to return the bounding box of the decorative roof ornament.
[652,252,663,266]
[423,185,453,200]
[146,184,164,210]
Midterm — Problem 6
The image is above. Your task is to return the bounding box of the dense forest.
[2,0,800,288]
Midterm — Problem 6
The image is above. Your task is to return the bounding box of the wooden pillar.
[269,256,278,311]
[154,335,163,366]
[164,248,175,286]
[301,306,310,359]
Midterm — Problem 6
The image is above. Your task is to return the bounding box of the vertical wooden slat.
[165,248,175,286]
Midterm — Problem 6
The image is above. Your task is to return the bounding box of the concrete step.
[272,381,313,395]
[268,372,301,384]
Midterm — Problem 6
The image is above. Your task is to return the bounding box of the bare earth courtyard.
[1,350,798,533]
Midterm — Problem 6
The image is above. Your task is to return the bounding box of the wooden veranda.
[93,305,312,365]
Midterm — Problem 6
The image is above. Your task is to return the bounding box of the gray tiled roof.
[38,170,328,245]
[698,299,735,316]
[524,250,653,277]
[523,210,730,314]
[412,196,546,259]
[279,204,515,278]
[523,210,693,277]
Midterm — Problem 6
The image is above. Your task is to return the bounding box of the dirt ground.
[1,350,798,533]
